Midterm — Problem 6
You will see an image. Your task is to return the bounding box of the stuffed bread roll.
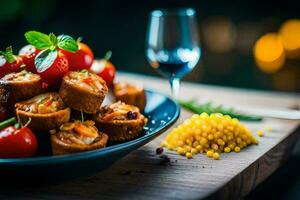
[93,101,147,141]
[113,82,146,111]
[0,70,45,109]
[15,92,70,132]
[51,120,108,155]
[59,71,108,114]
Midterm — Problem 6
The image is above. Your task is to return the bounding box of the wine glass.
[146,8,201,97]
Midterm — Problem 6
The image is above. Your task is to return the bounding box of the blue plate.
[0,90,180,183]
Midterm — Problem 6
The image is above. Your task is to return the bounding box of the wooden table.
[2,73,300,200]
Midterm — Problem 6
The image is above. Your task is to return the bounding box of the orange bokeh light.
[254,33,285,73]
[279,19,300,59]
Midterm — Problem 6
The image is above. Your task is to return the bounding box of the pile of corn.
[161,113,258,160]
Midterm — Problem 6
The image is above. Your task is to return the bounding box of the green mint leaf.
[5,46,15,63]
[49,33,57,46]
[35,49,58,73]
[25,31,52,49]
[57,34,79,53]
[0,46,16,63]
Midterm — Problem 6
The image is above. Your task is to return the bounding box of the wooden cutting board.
[2,72,300,200]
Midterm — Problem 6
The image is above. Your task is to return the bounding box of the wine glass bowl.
[146,8,201,96]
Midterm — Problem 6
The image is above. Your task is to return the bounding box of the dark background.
[0,1,300,199]
[0,0,299,93]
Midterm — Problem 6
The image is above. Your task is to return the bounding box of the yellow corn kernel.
[211,143,219,151]
[217,124,224,131]
[234,146,241,153]
[191,148,198,155]
[224,147,231,153]
[200,112,209,119]
[196,145,203,152]
[266,126,272,132]
[177,140,184,147]
[186,138,192,144]
[213,152,220,160]
[161,141,168,147]
[193,141,199,147]
[200,138,208,145]
[208,134,214,140]
[186,152,193,159]
[217,139,225,146]
[211,128,216,135]
[177,147,185,155]
[206,150,214,157]
[167,145,174,151]
[236,137,242,144]
[257,130,264,137]
[185,146,192,152]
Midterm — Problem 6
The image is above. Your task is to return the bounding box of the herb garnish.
[178,99,263,121]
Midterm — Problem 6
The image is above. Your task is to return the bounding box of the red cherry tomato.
[0,56,11,78]
[18,44,41,73]
[37,51,69,88]
[0,126,38,158]
[0,105,8,121]
[90,59,116,86]
[0,54,23,78]
[60,42,94,71]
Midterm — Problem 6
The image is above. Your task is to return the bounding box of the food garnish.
[24,31,79,87]
[179,99,263,121]
[0,117,38,158]
[161,113,258,160]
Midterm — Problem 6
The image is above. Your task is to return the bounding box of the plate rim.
[0,89,180,165]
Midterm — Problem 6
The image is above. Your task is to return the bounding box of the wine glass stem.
[169,78,180,98]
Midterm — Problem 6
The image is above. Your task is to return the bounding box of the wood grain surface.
[1,73,300,200]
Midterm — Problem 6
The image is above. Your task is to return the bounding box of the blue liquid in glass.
[147,47,200,79]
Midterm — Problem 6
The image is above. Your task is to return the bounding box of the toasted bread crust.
[16,107,71,132]
[0,76,45,109]
[93,113,147,141]
[114,90,146,112]
[59,73,108,114]
[51,133,108,155]
[113,83,146,111]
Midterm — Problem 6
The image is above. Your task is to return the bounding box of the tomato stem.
[77,37,83,43]
[81,111,84,123]
[0,117,16,130]
[16,112,23,127]
[24,118,32,128]
[104,51,112,61]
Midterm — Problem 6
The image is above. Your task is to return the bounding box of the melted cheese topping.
[17,93,66,114]
[66,71,104,93]
[57,120,101,145]
[2,70,40,82]
[99,101,139,121]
